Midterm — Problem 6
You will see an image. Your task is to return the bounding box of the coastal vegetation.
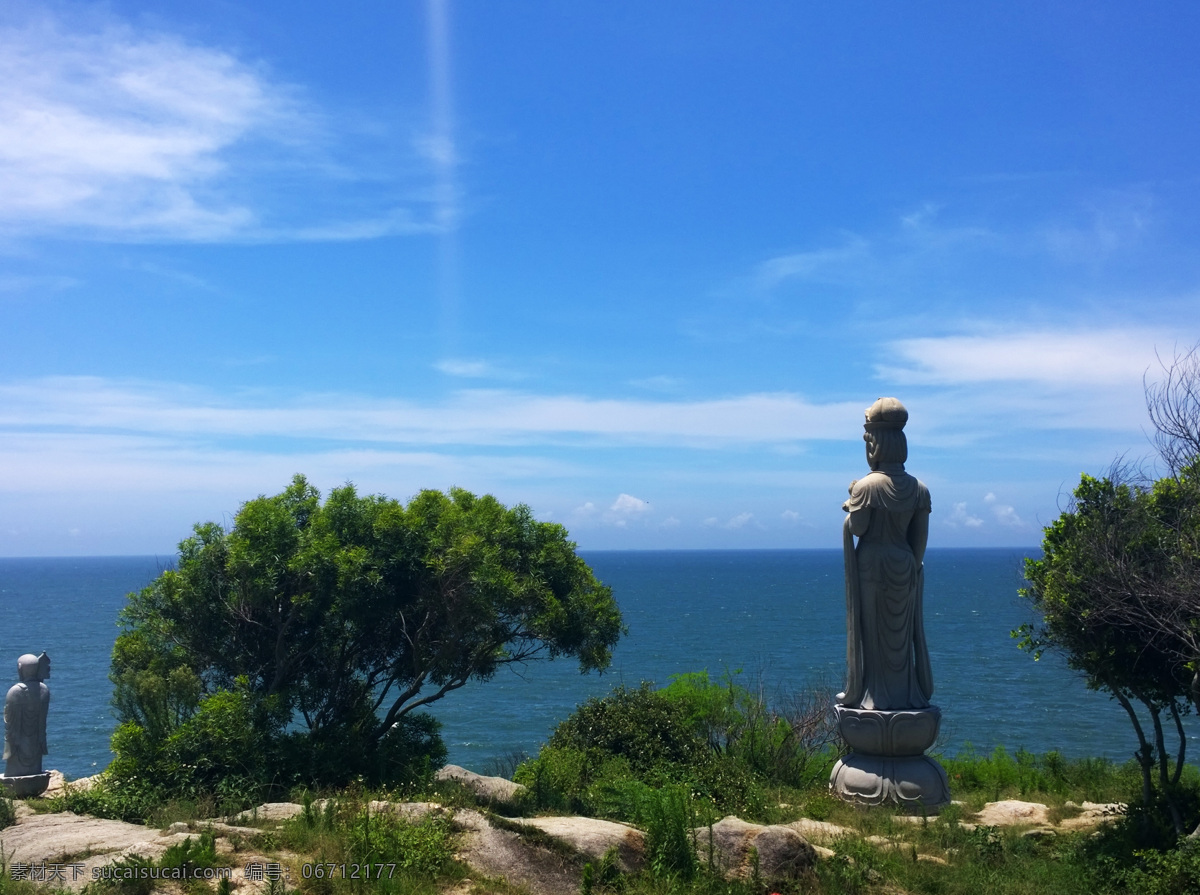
[103,476,623,810]
[26,671,1198,893]
[1018,346,1200,840]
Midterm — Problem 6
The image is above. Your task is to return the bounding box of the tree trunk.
[1145,699,1184,836]
[1112,688,1155,827]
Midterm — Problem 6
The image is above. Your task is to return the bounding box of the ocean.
[0,550,1178,781]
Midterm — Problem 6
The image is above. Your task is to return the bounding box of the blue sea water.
[0,550,1185,781]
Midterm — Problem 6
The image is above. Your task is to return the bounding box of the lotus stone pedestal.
[829,706,950,811]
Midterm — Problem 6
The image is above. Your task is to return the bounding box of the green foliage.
[639,784,698,878]
[0,793,15,830]
[516,673,838,826]
[1104,839,1200,895]
[661,670,838,790]
[345,808,454,877]
[108,475,622,805]
[1018,469,1200,835]
[942,745,1136,803]
[1018,473,1191,704]
[159,831,219,874]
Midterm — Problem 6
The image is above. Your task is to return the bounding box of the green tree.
[1018,473,1193,829]
[1018,346,1200,839]
[111,475,624,791]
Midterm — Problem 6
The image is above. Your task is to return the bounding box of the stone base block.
[1,772,51,798]
[830,753,950,812]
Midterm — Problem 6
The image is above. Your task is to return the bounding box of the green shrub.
[0,793,15,830]
[1109,840,1200,895]
[549,683,708,778]
[640,784,697,878]
[345,807,455,876]
[159,831,218,874]
[518,675,837,822]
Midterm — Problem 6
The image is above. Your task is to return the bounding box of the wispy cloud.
[0,377,861,446]
[0,274,79,294]
[0,10,435,242]
[435,358,523,380]
[755,237,869,289]
[945,502,984,529]
[880,329,1166,387]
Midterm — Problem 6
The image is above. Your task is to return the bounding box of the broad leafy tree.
[1017,472,1195,831]
[111,476,624,791]
[1019,345,1200,837]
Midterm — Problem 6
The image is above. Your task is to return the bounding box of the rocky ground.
[0,768,1127,894]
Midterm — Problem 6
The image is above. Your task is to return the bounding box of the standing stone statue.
[1,652,52,797]
[829,399,950,810]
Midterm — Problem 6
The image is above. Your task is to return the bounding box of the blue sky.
[3,0,1200,555]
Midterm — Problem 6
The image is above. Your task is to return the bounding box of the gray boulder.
[695,815,817,881]
[435,764,527,806]
[511,816,645,872]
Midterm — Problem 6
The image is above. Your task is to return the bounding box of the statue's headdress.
[864,397,908,432]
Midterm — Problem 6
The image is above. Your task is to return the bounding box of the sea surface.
[0,549,1184,781]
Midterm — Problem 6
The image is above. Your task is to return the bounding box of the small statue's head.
[37,652,50,681]
[863,397,908,471]
[17,654,39,682]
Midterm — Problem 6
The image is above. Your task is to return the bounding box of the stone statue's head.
[37,652,50,681]
[863,397,908,471]
[17,654,39,682]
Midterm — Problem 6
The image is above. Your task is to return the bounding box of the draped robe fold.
[837,471,933,711]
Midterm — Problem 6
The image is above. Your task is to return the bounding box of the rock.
[974,800,1050,827]
[1057,801,1125,831]
[453,808,582,895]
[168,822,189,834]
[0,812,193,891]
[785,818,851,842]
[1022,827,1057,841]
[250,802,306,822]
[510,816,645,872]
[436,764,527,806]
[694,815,817,882]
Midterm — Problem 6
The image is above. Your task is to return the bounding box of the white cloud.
[992,504,1024,527]
[572,501,597,516]
[659,516,680,529]
[881,329,1165,387]
[755,237,869,288]
[780,509,800,522]
[435,358,523,380]
[0,11,432,242]
[628,375,684,392]
[0,377,860,446]
[724,512,757,530]
[436,358,492,377]
[945,502,984,529]
[610,493,650,515]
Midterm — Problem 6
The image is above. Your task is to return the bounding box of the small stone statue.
[829,399,950,810]
[1,652,52,797]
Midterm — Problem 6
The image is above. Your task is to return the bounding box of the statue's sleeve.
[39,683,49,755]
[837,515,864,707]
[3,688,18,761]
[843,478,873,513]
